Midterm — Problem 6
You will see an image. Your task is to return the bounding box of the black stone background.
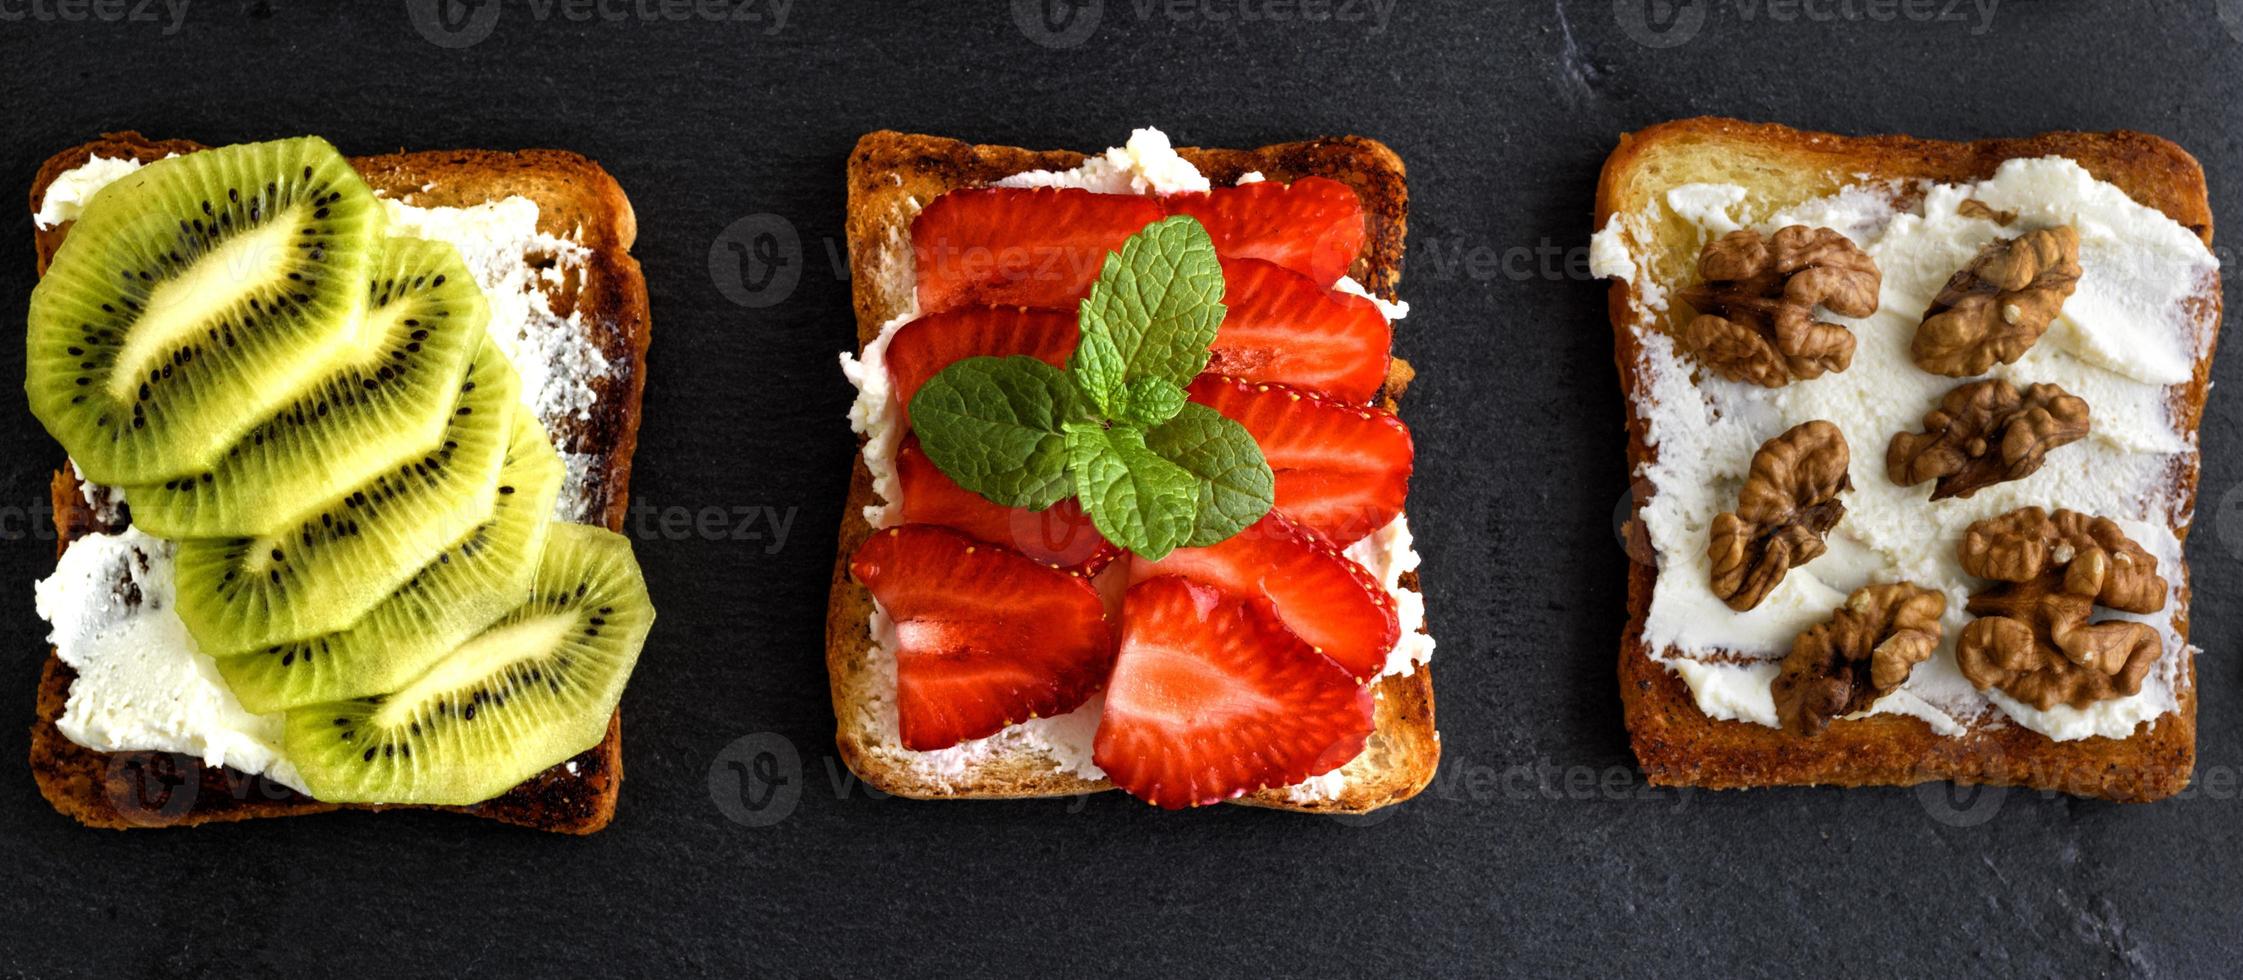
[1,0,2239,976]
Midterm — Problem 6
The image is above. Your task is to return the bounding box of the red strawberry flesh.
[911,187,1165,314]
[1135,512,1397,680]
[1187,374,1413,547]
[897,438,1118,573]
[850,524,1113,751]
[1094,577,1375,809]
[1209,258,1391,403]
[884,306,1079,427]
[1162,177,1365,287]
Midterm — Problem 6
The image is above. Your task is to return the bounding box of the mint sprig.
[906,216,1273,560]
[910,355,1079,511]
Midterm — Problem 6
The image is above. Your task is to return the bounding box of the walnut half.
[1911,226,2082,377]
[1678,226,1881,387]
[1956,507,2168,709]
[1773,582,1947,736]
[1887,379,2090,500]
[1709,421,1851,611]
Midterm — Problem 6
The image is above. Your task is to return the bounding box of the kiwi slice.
[27,137,381,486]
[214,414,564,714]
[284,522,653,806]
[124,237,491,538]
[172,340,519,654]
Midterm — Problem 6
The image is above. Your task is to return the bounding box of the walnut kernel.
[1678,226,1882,387]
[1887,379,2090,500]
[1911,226,2082,377]
[1708,421,1851,612]
[1772,582,1947,736]
[1955,507,2168,709]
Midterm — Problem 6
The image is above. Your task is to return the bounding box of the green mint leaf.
[1068,327,1127,417]
[1117,377,1188,427]
[1066,423,1198,560]
[1144,403,1274,547]
[910,356,1077,510]
[1073,215,1225,396]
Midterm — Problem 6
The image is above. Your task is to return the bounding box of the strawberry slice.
[850,524,1113,751]
[1209,258,1391,403]
[1134,512,1397,680]
[912,187,1165,314]
[1163,177,1365,286]
[884,306,1078,426]
[1095,576,1375,809]
[897,438,1118,573]
[1187,375,1413,547]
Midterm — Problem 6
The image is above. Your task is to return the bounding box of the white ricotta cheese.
[37,529,308,794]
[31,154,170,230]
[1664,183,1749,234]
[379,197,612,430]
[1612,157,2216,742]
[1345,514,1436,678]
[841,130,1432,788]
[837,307,916,529]
[995,127,1213,196]
[1589,212,1667,315]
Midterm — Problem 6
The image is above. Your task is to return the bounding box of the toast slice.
[1597,118,2219,802]
[827,131,1438,813]
[26,133,652,832]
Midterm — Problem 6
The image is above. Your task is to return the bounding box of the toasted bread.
[1597,118,2219,802]
[826,130,1437,813]
[25,133,652,832]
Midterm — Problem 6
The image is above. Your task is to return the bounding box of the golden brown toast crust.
[1599,118,2219,802]
[25,133,652,832]
[827,130,1436,813]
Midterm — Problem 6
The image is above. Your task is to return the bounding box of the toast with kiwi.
[26,132,652,832]
[827,130,1437,813]
[1597,118,2218,801]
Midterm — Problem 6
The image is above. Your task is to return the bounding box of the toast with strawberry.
[827,129,1437,812]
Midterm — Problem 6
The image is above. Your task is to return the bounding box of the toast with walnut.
[26,132,652,833]
[1597,117,2219,802]
[827,130,1438,813]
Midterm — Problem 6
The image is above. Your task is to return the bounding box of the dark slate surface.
[0,1,2238,975]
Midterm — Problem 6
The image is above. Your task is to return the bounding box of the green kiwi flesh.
[284,522,654,806]
[27,137,381,485]
[172,340,518,654]
[123,237,490,538]
[214,414,564,713]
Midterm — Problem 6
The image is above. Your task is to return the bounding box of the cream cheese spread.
[30,153,173,230]
[36,528,309,794]
[379,197,611,431]
[839,129,1433,793]
[30,155,612,793]
[1592,157,2216,742]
